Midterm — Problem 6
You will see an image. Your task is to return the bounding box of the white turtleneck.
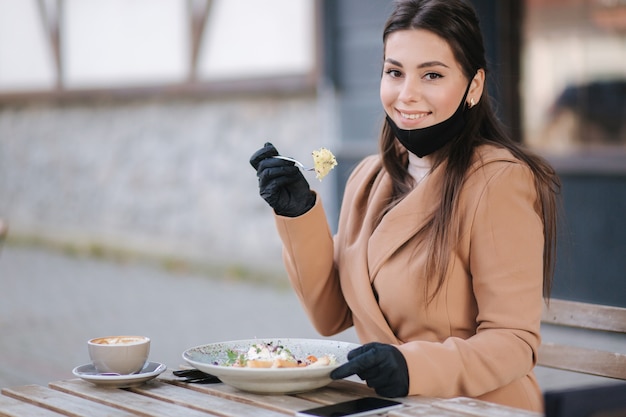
[407,152,432,186]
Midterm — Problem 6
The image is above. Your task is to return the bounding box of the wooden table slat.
[49,379,215,417]
[294,387,361,405]
[0,394,66,417]
[131,380,289,417]
[160,371,317,413]
[389,403,471,416]
[2,385,137,417]
[394,396,440,407]
[325,379,377,397]
[323,380,444,408]
[433,397,542,417]
[292,379,374,405]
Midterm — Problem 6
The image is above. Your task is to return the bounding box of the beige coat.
[275,145,544,412]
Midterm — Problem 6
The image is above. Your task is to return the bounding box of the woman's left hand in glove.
[330,342,409,398]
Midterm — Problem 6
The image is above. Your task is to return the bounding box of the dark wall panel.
[553,175,626,307]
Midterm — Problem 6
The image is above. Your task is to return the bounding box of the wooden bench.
[538,298,626,380]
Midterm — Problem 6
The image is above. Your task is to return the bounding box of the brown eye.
[385,69,402,78]
[424,72,443,80]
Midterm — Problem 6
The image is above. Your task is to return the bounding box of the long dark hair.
[379,0,561,301]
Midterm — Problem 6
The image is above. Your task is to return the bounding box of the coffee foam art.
[92,336,147,345]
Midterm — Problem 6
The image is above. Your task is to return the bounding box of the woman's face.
[381,29,482,130]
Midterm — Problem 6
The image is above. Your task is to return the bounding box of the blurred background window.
[0,1,57,92]
[198,0,314,81]
[63,0,188,89]
[0,0,315,96]
[521,0,626,153]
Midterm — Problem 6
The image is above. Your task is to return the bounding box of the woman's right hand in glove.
[249,142,315,217]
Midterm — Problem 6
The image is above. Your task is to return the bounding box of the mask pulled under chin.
[385,83,472,158]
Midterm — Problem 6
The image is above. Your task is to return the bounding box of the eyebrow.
[384,58,450,69]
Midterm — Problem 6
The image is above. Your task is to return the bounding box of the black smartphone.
[295,397,404,417]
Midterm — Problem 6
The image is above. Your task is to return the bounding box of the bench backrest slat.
[538,299,626,380]
[541,299,626,333]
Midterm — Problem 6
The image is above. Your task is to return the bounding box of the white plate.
[72,361,167,388]
[182,338,359,394]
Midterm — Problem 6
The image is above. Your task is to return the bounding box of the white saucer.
[72,361,167,388]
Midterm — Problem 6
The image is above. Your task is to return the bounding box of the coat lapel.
[367,164,443,280]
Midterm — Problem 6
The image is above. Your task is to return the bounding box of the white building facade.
[0,0,337,273]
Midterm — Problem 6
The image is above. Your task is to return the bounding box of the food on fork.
[311,148,338,181]
[223,342,336,368]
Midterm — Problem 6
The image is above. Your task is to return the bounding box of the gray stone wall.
[0,93,338,274]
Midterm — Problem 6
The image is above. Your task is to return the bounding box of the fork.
[272,156,315,172]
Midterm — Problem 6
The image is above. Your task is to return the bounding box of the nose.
[397,78,421,103]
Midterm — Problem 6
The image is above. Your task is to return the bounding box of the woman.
[250,0,560,412]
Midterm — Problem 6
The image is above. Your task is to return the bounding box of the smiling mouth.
[399,111,430,120]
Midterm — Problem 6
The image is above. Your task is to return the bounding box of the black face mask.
[385,82,472,158]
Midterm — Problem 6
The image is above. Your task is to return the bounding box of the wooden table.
[0,370,542,417]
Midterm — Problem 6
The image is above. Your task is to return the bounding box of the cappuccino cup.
[88,335,150,375]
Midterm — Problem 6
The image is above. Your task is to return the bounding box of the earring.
[469,98,476,108]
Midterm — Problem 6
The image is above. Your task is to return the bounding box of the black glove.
[330,342,409,398]
[249,142,315,217]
